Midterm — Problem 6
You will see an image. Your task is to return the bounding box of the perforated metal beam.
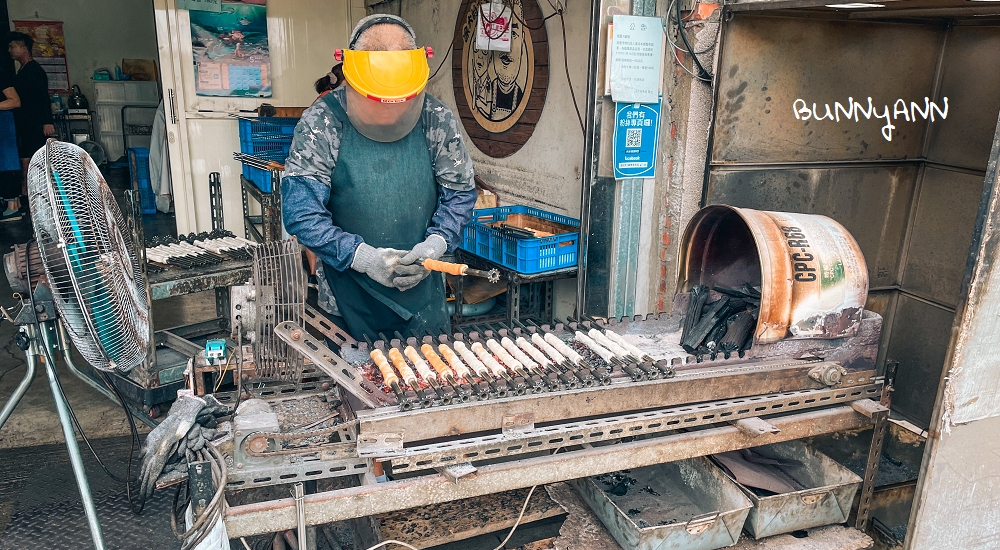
[224,405,874,538]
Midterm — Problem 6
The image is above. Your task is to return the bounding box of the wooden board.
[377,487,565,549]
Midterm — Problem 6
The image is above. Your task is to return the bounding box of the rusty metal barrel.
[677,205,868,344]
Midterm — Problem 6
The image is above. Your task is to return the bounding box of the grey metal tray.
[571,456,752,550]
[717,440,862,539]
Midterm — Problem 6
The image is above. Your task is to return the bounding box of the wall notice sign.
[476,1,513,52]
[179,0,223,12]
[12,20,70,93]
[614,102,660,180]
[609,15,663,104]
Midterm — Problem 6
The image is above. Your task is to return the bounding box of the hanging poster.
[12,20,70,93]
[613,102,660,180]
[190,0,271,97]
[609,15,663,104]
[179,0,223,12]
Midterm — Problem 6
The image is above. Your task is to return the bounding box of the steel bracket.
[502,412,535,435]
[851,398,890,419]
[434,463,478,483]
[357,432,404,457]
[732,417,780,437]
[274,321,394,409]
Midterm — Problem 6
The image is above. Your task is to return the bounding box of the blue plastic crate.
[238,117,299,142]
[461,206,579,274]
[127,147,156,215]
[238,141,289,193]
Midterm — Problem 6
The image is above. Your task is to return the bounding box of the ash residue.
[596,471,637,496]
[620,333,688,362]
[845,454,918,486]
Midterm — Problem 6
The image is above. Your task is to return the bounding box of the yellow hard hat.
[338,48,431,103]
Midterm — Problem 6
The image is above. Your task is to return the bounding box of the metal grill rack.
[216,297,892,539]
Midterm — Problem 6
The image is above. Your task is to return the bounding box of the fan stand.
[0,285,107,550]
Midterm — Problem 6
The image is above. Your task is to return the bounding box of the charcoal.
[682,295,731,352]
[720,311,756,353]
[705,316,732,350]
[741,283,762,299]
[682,286,710,346]
[713,286,760,306]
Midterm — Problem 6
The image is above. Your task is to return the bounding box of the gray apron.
[321,93,449,341]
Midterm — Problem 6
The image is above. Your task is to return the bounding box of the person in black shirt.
[6,31,56,216]
[0,66,22,221]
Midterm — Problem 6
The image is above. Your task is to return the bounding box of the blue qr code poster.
[614,102,660,180]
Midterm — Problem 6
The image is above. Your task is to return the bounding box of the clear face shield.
[338,48,431,143]
[343,86,425,143]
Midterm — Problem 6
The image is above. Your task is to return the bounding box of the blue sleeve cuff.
[428,186,478,253]
[281,175,363,271]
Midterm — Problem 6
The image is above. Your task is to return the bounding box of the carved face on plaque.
[454,0,548,158]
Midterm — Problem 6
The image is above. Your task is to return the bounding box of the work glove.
[394,235,448,291]
[351,243,407,288]
[139,393,206,500]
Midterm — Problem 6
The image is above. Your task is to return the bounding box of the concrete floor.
[0,166,214,547]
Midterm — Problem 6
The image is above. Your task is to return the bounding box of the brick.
[670,123,677,139]
[661,265,667,278]
[659,279,667,294]
[661,248,667,262]
[658,296,665,311]
[662,232,670,246]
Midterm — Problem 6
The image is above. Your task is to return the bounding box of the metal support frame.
[356,359,876,443]
[0,323,107,549]
[451,249,576,329]
[855,361,895,532]
[209,172,225,232]
[241,174,282,243]
[388,382,882,474]
[224,405,875,538]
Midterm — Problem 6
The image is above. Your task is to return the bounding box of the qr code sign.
[625,128,642,148]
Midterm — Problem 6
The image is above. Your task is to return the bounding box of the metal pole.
[37,325,107,550]
[0,329,35,432]
[294,482,307,549]
[56,323,158,429]
[575,0,607,317]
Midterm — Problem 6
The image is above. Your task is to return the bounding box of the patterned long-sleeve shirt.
[282,87,476,273]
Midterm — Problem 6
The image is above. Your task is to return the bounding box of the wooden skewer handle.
[422,258,468,276]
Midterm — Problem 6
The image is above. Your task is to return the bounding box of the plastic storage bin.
[237,117,297,193]
[571,457,753,550]
[714,440,862,539]
[127,147,156,214]
[461,206,579,274]
[238,116,298,141]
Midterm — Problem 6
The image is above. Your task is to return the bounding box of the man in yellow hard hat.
[283,15,476,341]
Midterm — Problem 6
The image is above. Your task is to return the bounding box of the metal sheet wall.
[712,17,943,164]
[925,27,1000,171]
[707,14,1000,427]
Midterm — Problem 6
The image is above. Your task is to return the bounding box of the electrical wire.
[169,443,229,550]
[674,0,711,81]
[213,350,236,393]
[665,0,716,56]
[25,246,147,514]
[363,541,420,550]
[491,485,537,550]
[359,483,538,550]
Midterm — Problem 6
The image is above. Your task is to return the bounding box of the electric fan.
[29,140,151,371]
[0,140,152,549]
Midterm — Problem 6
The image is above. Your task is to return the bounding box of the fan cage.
[28,140,150,373]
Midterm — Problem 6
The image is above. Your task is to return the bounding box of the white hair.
[354,23,417,51]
